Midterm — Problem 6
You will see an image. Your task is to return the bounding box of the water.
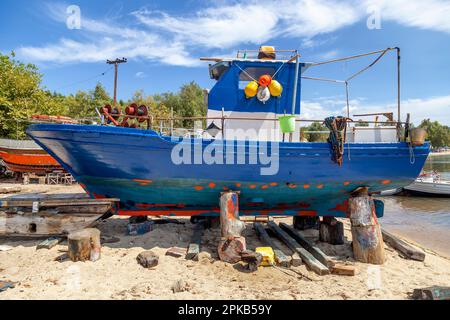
[379,154,450,257]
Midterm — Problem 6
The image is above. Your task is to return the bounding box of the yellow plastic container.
[256,247,275,266]
[244,81,258,98]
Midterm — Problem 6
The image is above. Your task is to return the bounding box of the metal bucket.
[410,128,427,146]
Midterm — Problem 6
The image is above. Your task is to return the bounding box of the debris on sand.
[166,247,186,258]
[171,279,191,293]
[136,250,159,268]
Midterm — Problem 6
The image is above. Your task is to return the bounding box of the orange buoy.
[258,74,272,87]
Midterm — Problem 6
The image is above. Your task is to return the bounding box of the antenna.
[106,57,127,106]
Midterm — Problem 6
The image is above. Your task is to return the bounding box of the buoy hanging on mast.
[268,80,283,97]
[256,86,270,103]
[244,80,258,98]
[258,74,272,87]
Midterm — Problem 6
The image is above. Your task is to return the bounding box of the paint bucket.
[410,128,426,146]
[278,115,296,133]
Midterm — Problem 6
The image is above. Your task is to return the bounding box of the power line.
[51,66,114,92]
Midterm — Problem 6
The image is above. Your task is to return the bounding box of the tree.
[0,52,52,138]
[419,119,450,148]
[301,122,328,142]
[65,82,111,118]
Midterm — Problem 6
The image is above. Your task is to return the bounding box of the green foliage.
[301,122,328,142]
[419,119,450,148]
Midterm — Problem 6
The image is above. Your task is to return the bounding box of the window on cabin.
[209,62,230,80]
[238,67,276,89]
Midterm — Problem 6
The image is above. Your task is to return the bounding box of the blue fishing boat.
[26,47,430,218]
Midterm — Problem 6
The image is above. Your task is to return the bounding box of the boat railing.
[97,109,406,141]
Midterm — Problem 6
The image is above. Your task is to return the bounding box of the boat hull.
[26,124,430,217]
[0,138,62,173]
[404,181,450,197]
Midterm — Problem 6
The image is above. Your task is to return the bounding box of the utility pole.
[106,57,127,106]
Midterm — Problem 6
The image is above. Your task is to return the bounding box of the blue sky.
[1,0,450,124]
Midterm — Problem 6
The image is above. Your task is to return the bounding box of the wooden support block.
[218,236,246,264]
[186,221,205,261]
[67,228,101,262]
[218,191,246,263]
[279,222,334,268]
[381,229,425,261]
[254,222,290,267]
[293,216,320,230]
[268,221,329,275]
[319,217,344,245]
[349,192,385,265]
[330,264,356,276]
[36,236,63,250]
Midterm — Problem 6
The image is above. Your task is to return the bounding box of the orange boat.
[0,138,62,173]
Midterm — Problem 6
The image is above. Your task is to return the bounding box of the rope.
[324,116,350,166]
[234,63,257,82]
[409,142,416,165]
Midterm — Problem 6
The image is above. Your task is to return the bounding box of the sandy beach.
[1,183,450,300]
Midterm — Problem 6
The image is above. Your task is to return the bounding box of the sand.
[1,183,450,300]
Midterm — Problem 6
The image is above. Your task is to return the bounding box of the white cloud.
[366,0,450,33]
[135,72,146,78]
[16,0,450,67]
[302,95,450,125]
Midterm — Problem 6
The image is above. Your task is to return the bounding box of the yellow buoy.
[268,80,282,97]
[244,81,258,98]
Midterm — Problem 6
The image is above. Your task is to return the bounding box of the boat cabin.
[204,48,307,141]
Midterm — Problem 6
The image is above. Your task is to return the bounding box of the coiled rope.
[324,116,350,166]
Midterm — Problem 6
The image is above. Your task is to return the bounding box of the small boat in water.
[404,171,450,197]
[26,47,430,218]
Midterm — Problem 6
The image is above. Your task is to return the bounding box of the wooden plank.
[254,222,290,267]
[0,198,119,208]
[36,236,63,250]
[330,264,356,276]
[0,186,21,194]
[186,221,205,261]
[267,221,329,275]
[0,211,102,236]
[279,222,334,268]
[382,229,425,261]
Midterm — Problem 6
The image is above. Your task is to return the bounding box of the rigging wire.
[51,66,114,92]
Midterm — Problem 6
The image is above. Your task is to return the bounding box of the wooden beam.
[330,264,356,276]
[382,229,425,261]
[254,222,290,267]
[279,222,334,268]
[0,198,119,208]
[186,221,205,261]
[199,57,224,62]
[267,221,329,275]
[0,211,103,236]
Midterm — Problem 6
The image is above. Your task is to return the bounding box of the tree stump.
[217,191,246,263]
[319,217,344,245]
[349,189,385,264]
[68,228,101,262]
